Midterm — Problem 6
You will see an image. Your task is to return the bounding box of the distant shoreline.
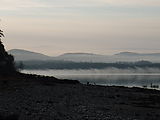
[15,60,160,70]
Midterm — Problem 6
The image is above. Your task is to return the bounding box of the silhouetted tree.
[0,29,16,75]
[0,29,4,41]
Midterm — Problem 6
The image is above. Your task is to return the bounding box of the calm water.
[22,69,160,89]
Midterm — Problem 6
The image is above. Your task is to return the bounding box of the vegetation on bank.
[0,29,16,75]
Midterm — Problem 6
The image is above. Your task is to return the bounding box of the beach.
[0,74,160,120]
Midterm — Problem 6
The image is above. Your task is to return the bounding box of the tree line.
[15,60,160,70]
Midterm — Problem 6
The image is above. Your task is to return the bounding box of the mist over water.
[22,67,160,75]
[22,68,160,89]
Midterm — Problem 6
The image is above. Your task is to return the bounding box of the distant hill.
[57,52,160,63]
[59,53,100,57]
[115,52,140,56]
[8,49,160,62]
[8,49,52,61]
[115,52,160,57]
[56,53,107,62]
[113,52,160,62]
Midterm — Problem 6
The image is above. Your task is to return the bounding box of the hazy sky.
[0,0,160,56]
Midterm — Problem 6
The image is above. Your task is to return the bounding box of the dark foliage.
[16,60,160,70]
[0,29,16,75]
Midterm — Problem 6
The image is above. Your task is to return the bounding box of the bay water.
[22,69,160,89]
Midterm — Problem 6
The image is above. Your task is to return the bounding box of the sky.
[0,0,160,56]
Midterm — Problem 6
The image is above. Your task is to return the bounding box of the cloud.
[1,0,160,56]
[1,0,160,11]
[91,0,160,6]
[0,0,49,10]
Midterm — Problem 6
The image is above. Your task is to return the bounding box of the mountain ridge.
[8,49,52,61]
[8,49,160,57]
[8,49,160,62]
